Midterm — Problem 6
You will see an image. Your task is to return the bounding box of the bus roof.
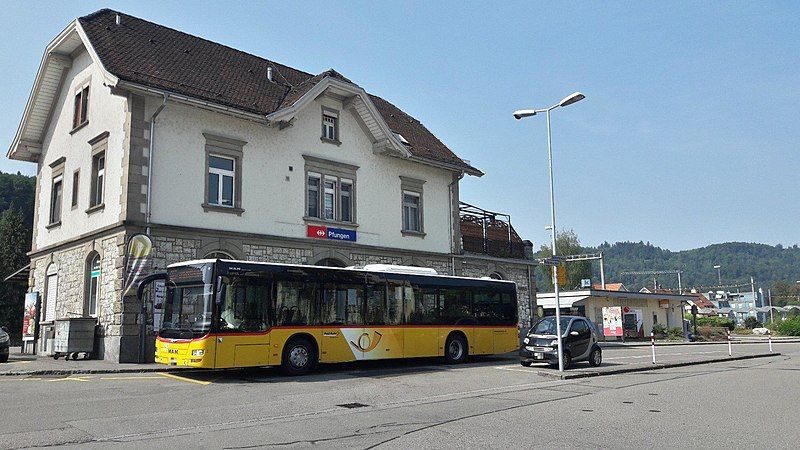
[167,259,517,285]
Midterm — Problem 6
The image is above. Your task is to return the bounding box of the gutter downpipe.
[145,93,169,237]
[448,171,465,275]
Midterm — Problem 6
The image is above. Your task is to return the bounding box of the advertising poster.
[153,280,165,332]
[602,306,623,337]
[22,292,40,341]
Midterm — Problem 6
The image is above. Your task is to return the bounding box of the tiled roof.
[592,283,627,292]
[78,9,479,174]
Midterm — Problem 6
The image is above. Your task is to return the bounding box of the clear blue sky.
[2,1,798,251]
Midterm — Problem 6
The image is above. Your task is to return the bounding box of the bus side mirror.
[136,273,168,301]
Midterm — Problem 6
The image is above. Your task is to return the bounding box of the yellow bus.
[140,260,519,375]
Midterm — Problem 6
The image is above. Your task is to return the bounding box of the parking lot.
[0,342,797,449]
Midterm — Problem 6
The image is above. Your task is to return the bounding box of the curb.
[535,352,782,380]
[0,365,193,377]
[599,339,800,348]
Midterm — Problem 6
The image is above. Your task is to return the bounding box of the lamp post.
[514,91,585,372]
[713,265,722,286]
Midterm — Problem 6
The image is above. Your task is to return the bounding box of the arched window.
[315,258,346,267]
[86,253,101,317]
[204,250,235,260]
[489,272,504,280]
[44,263,58,322]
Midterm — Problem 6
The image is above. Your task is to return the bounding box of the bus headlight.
[191,349,205,356]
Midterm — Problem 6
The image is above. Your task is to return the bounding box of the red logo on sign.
[307,225,327,239]
[623,306,630,313]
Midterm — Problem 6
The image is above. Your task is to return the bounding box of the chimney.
[267,67,273,82]
[115,13,122,25]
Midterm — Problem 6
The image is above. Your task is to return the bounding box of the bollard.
[651,331,656,364]
[727,329,732,356]
[768,333,773,353]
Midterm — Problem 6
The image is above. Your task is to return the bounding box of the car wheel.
[520,361,533,367]
[444,333,468,364]
[588,347,602,367]
[281,336,318,376]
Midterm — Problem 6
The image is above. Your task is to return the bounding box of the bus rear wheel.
[281,336,318,376]
[444,333,468,364]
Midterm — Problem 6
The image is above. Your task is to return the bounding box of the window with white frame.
[323,178,336,220]
[321,108,339,142]
[304,155,358,223]
[86,254,100,317]
[202,133,246,214]
[400,176,425,235]
[49,175,63,225]
[90,152,105,207]
[44,263,58,322]
[402,192,421,232]
[208,155,235,207]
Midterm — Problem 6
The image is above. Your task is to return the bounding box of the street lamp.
[514,91,585,372]
[713,265,722,286]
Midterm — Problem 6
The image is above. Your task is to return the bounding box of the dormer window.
[321,108,340,144]
[73,85,89,129]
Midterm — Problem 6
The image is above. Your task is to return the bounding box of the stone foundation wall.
[28,230,126,361]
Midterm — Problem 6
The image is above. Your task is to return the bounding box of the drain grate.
[337,402,369,409]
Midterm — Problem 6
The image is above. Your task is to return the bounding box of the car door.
[569,319,591,359]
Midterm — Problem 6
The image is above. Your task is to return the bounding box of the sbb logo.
[307,225,328,239]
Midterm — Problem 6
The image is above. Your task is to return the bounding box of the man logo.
[349,331,382,352]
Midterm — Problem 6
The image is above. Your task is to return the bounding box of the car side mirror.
[569,331,579,336]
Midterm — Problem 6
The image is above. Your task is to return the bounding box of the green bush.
[743,317,761,329]
[667,327,684,340]
[695,316,735,331]
[651,323,667,338]
[694,326,728,341]
[775,317,800,336]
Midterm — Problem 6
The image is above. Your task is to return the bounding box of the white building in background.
[8,9,535,361]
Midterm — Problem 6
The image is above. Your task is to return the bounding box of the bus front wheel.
[281,336,318,376]
[444,333,468,364]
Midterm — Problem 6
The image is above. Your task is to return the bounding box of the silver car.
[519,316,602,369]
[0,326,9,363]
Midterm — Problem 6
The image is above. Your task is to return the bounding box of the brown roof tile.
[78,9,478,173]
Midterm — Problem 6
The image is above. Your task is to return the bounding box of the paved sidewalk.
[1,347,187,376]
[599,336,800,348]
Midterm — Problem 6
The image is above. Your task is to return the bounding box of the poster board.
[22,292,40,342]
[602,306,623,337]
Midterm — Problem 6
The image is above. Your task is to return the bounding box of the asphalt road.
[1,342,798,449]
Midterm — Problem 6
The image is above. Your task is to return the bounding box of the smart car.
[519,316,602,369]
[0,326,10,363]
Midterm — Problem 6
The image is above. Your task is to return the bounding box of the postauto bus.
[139,259,518,375]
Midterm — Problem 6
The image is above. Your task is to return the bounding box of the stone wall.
[27,230,126,360]
[243,244,313,265]
[151,236,201,270]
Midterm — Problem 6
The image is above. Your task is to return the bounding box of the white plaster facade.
[148,95,454,253]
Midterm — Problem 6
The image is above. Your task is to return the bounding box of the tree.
[0,207,31,342]
[538,229,592,291]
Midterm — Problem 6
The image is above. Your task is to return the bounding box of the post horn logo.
[349,331,383,352]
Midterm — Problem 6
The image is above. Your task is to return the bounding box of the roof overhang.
[266,77,411,158]
[536,288,691,309]
[7,19,118,162]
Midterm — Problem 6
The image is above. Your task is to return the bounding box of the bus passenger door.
[319,283,360,363]
[214,275,271,368]
[362,275,402,360]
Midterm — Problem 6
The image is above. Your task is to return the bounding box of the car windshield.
[530,317,572,336]
[159,263,214,339]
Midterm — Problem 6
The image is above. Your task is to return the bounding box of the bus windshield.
[160,263,214,339]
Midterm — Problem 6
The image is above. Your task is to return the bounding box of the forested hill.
[590,241,800,291]
[0,171,35,227]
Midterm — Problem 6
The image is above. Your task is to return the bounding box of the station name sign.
[307,225,357,242]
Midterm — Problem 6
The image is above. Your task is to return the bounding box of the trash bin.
[53,318,96,360]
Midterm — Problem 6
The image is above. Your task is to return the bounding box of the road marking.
[100,376,165,381]
[48,375,92,382]
[495,366,540,373]
[5,360,32,364]
[157,372,212,385]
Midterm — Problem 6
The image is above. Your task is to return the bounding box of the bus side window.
[365,281,386,326]
[387,281,406,325]
[440,288,474,326]
[409,286,436,324]
[275,281,311,326]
